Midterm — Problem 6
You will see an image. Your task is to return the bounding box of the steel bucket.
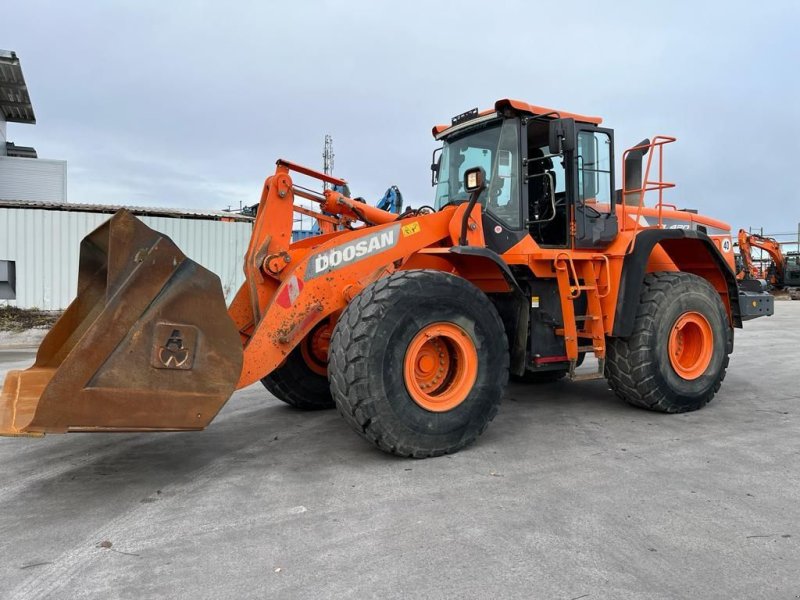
[0,209,243,435]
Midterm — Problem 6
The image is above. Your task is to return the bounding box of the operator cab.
[432,99,618,252]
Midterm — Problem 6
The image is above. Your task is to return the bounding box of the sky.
[4,0,799,239]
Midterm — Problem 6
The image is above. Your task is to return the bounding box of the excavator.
[0,99,774,457]
[737,229,800,297]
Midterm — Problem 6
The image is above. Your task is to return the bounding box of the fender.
[448,246,529,376]
[612,229,741,340]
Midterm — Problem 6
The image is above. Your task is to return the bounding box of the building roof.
[5,142,37,158]
[0,50,35,124]
[0,199,253,222]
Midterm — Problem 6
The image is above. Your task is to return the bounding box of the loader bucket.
[0,209,243,436]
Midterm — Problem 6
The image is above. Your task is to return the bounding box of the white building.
[0,50,253,310]
[0,50,67,203]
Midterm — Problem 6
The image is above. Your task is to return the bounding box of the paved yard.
[0,303,798,599]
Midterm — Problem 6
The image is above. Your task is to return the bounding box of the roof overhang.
[0,199,254,222]
[432,98,602,139]
[0,50,35,124]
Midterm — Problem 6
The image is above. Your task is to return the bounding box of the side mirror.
[548,118,576,154]
[430,147,442,186]
[463,166,486,193]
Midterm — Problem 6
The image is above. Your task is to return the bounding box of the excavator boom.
[737,229,785,285]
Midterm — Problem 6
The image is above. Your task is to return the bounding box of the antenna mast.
[322,134,334,190]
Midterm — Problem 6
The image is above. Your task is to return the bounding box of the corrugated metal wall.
[0,113,6,156]
[0,157,67,202]
[0,207,252,310]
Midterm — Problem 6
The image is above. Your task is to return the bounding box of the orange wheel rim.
[300,322,331,377]
[403,322,478,412]
[668,311,713,380]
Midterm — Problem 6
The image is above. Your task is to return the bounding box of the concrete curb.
[0,328,49,349]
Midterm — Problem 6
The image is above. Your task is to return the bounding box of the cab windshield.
[434,118,521,228]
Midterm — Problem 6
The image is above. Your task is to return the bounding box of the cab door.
[571,126,618,249]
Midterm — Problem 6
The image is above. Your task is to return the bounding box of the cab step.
[577,345,601,353]
[575,315,599,322]
[568,358,606,382]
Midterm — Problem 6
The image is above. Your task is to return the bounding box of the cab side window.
[577,131,612,205]
[485,122,521,229]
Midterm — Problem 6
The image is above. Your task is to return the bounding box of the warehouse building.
[0,50,253,310]
[0,202,252,310]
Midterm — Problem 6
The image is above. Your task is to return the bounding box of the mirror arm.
[458,166,485,246]
[459,189,481,246]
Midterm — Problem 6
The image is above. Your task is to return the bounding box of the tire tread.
[329,270,508,457]
[606,271,730,413]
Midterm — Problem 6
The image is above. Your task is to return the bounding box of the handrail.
[620,136,677,237]
[555,253,581,299]
[592,254,611,298]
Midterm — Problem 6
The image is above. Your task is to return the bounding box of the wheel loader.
[0,99,774,457]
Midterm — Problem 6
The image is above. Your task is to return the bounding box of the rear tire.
[606,272,730,413]
[261,346,334,410]
[329,270,509,458]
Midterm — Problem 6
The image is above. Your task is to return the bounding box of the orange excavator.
[737,229,800,292]
[0,99,774,457]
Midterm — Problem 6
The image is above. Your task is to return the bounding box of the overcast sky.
[4,1,799,237]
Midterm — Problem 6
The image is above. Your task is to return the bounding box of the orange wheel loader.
[0,99,774,457]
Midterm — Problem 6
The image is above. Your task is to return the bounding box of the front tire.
[329,270,509,458]
[606,272,730,413]
[261,322,334,410]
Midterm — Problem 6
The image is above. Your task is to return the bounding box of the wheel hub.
[668,311,713,380]
[300,322,331,377]
[403,322,478,412]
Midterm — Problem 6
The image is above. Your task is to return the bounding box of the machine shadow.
[505,377,623,409]
[1,397,395,515]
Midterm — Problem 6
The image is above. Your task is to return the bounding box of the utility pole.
[322,134,334,191]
